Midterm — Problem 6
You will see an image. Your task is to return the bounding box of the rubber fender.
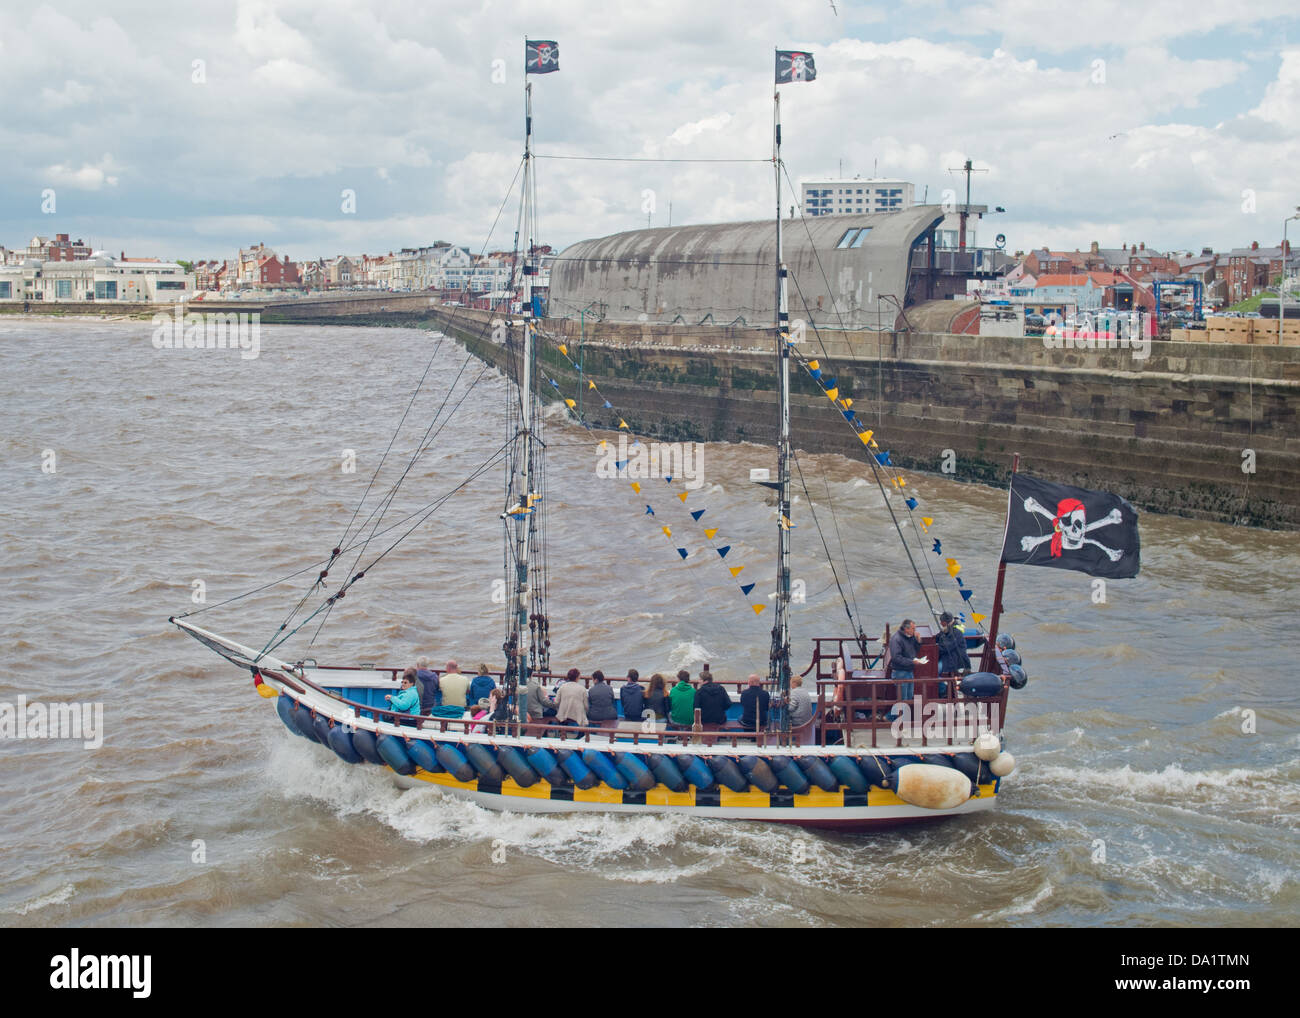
[290,703,321,741]
[1000,649,1022,666]
[770,756,810,794]
[1007,664,1028,690]
[706,755,748,793]
[796,755,839,793]
[276,693,304,735]
[326,724,363,764]
[647,753,688,793]
[674,754,716,791]
[614,752,656,792]
[527,747,569,786]
[497,746,539,787]
[465,743,505,783]
[580,749,628,790]
[961,672,1004,698]
[948,752,983,783]
[351,729,384,764]
[855,754,897,789]
[556,749,598,789]
[738,756,779,793]
[893,763,974,810]
[312,715,332,746]
[405,739,441,773]
[435,742,476,782]
[376,733,416,775]
[828,756,869,794]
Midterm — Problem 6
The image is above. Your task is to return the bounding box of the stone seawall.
[438,308,1298,529]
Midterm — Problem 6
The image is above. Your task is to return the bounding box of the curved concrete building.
[549,206,947,330]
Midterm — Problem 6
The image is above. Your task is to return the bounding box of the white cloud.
[43,155,120,190]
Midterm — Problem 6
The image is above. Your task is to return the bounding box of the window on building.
[55,279,72,298]
[0,282,10,299]
[156,280,186,290]
[836,227,872,249]
[94,280,117,299]
[850,227,871,248]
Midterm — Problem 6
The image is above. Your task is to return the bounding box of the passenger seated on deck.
[739,674,769,731]
[467,664,496,707]
[554,668,589,728]
[695,670,732,725]
[439,661,470,709]
[416,657,439,713]
[525,673,557,722]
[587,670,618,722]
[619,669,646,722]
[643,673,670,720]
[788,675,813,728]
[386,669,421,717]
[668,670,696,728]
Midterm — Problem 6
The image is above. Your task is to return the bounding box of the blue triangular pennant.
[602,400,612,408]
[960,589,974,601]
[691,509,706,521]
[615,459,628,470]
[905,497,918,510]
[548,378,559,389]
[842,409,856,423]
[810,368,821,379]
[823,376,836,389]
[740,583,755,595]
[716,545,731,558]
[644,505,654,515]
[677,548,688,559]
[874,451,892,466]
[932,540,942,554]
[664,476,672,483]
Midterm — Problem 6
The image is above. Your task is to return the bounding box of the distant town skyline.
[1,0,1297,261]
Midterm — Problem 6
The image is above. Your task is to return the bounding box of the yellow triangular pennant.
[840,397,853,409]
[588,380,596,389]
[946,558,961,577]
[809,359,820,371]
[752,604,766,615]
[704,528,718,539]
[618,419,628,429]
[678,491,689,503]
[922,516,934,529]
[558,344,568,356]
[662,525,672,538]
[825,387,839,401]
[729,566,744,577]
[599,439,607,449]
[630,482,641,493]
[857,429,873,445]
[972,612,986,623]
[564,398,576,409]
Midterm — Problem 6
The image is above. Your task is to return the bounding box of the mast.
[770,85,793,738]
[981,453,1019,672]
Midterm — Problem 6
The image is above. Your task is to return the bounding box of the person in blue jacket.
[467,664,497,706]
[386,669,421,717]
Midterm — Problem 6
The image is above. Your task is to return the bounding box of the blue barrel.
[828,756,869,794]
[556,749,598,789]
[739,756,779,793]
[614,752,656,792]
[961,672,1003,698]
[435,743,476,782]
[648,754,688,792]
[796,755,838,792]
[465,743,504,783]
[770,755,811,794]
[405,739,441,773]
[351,729,384,764]
[675,754,716,791]
[276,694,304,736]
[290,704,321,741]
[498,746,539,787]
[326,725,363,764]
[312,715,332,746]
[376,733,416,775]
[707,756,748,793]
[527,747,568,786]
[581,749,628,790]
[856,755,896,788]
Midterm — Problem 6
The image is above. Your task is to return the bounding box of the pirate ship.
[172,44,1136,829]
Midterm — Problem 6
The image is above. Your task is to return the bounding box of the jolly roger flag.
[526,40,559,74]
[776,50,817,83]
[999,474,1141,579]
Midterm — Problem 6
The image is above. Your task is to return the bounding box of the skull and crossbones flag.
[999,474,1140,578]
[776,50,817,83]
[526,39,559,74]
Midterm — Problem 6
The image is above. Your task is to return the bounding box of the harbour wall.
[429,307,1300,530]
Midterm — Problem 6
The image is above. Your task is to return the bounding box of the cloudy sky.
[2,0,1297,263]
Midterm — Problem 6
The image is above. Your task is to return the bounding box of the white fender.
[894,764,972,810]
[990,752,1016,777]
[974,732,1001,761]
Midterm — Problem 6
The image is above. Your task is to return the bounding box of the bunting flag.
[776,50,817,83]
[644,505,654,515]
[525,40,560,74]
[691,510,706,521]
[677,548,688,559]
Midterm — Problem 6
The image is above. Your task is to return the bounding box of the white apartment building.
[0,254,194,303]
[802,178,915,217]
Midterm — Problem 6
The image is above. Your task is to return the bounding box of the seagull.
[829,0,838,13]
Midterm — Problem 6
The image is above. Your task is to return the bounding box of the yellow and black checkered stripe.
[410,768,998,808]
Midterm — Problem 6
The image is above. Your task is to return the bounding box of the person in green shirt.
[668,670,697,727]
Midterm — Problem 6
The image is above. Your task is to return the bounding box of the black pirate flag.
[776,50,817,83]
[999,474,1140,579]
[526,40,559,74]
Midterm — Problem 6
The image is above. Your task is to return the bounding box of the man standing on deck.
[887,620,928,718]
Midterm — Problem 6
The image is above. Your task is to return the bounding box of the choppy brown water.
[1,318,1296,928]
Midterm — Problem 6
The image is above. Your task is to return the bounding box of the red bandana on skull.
[1051,498,1085,557]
